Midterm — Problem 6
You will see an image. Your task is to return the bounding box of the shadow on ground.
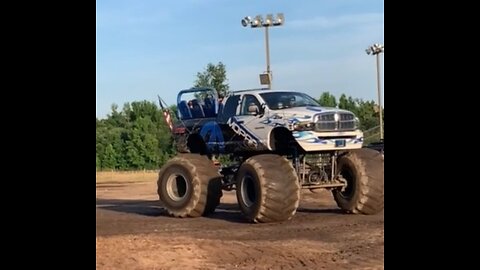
[96,198,164,217]
[297,207,344,214]
[96,198,344,223]
[96,198,248,223]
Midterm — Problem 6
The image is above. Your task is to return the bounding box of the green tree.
[194,62,230,97]
[108,127,129,170]
[355,100,378,130]
[105,103,128,127]
[96,154,100,170]
[126,101,160,123]
[97,100,173,171]
[102,144,118,169]
[125,137,145,169]
[318,92,337,107]
[338,94,356,112]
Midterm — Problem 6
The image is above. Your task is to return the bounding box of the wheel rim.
[166,173,189,201]
[241,174,257,208]
[339,167,355,199]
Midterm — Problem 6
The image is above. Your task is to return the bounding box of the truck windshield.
[259,92,320,110]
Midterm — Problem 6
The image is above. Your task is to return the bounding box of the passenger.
[218,93,225,103]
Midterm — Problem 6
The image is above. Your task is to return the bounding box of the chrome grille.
[315,112,356,131]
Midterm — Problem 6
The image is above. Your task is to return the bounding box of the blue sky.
[96,0,384,118]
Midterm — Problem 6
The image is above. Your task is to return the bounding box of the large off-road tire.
[235,154,300,223]
[157,154,222,217]
[333,148,384,214]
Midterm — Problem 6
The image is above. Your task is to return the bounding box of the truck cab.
[173,88,364,156]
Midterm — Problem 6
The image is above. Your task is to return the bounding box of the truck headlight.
[293,122,315,131]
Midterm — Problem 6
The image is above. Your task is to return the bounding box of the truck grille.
[315,112,356,131]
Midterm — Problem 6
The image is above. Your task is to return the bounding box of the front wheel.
[333,148,384,214]
[235,154,300,223]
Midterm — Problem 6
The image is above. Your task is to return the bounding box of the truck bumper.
[293,130,364,152]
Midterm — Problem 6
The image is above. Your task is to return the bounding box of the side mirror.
[248,104,259,115]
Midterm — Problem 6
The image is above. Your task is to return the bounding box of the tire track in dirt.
[96,181,384,269]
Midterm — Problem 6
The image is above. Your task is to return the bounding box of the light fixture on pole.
[241,13,284,89]
[366,43,384,141]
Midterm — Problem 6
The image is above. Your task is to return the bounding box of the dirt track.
[96,179,384,270]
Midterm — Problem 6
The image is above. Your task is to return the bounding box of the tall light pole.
[366,43,384,141]
[242,13,284,89]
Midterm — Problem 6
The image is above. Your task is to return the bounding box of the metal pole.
[376,53,384,140]
[264,26,271,89]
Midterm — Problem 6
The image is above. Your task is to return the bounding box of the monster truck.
[158,87,384,223]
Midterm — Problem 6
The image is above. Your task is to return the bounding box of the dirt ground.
[96,173,384,270]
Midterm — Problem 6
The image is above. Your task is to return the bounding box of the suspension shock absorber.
[302,154,306,184]
[292,146,301,177]
[331,151,338,181]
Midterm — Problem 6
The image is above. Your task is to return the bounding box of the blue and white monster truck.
[158,87,384,223]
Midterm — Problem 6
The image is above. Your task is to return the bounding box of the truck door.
[229,94,270,150]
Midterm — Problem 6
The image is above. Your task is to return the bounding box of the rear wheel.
[236,154,300,223]
[333,148,384,214]
[158,154,222,217]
